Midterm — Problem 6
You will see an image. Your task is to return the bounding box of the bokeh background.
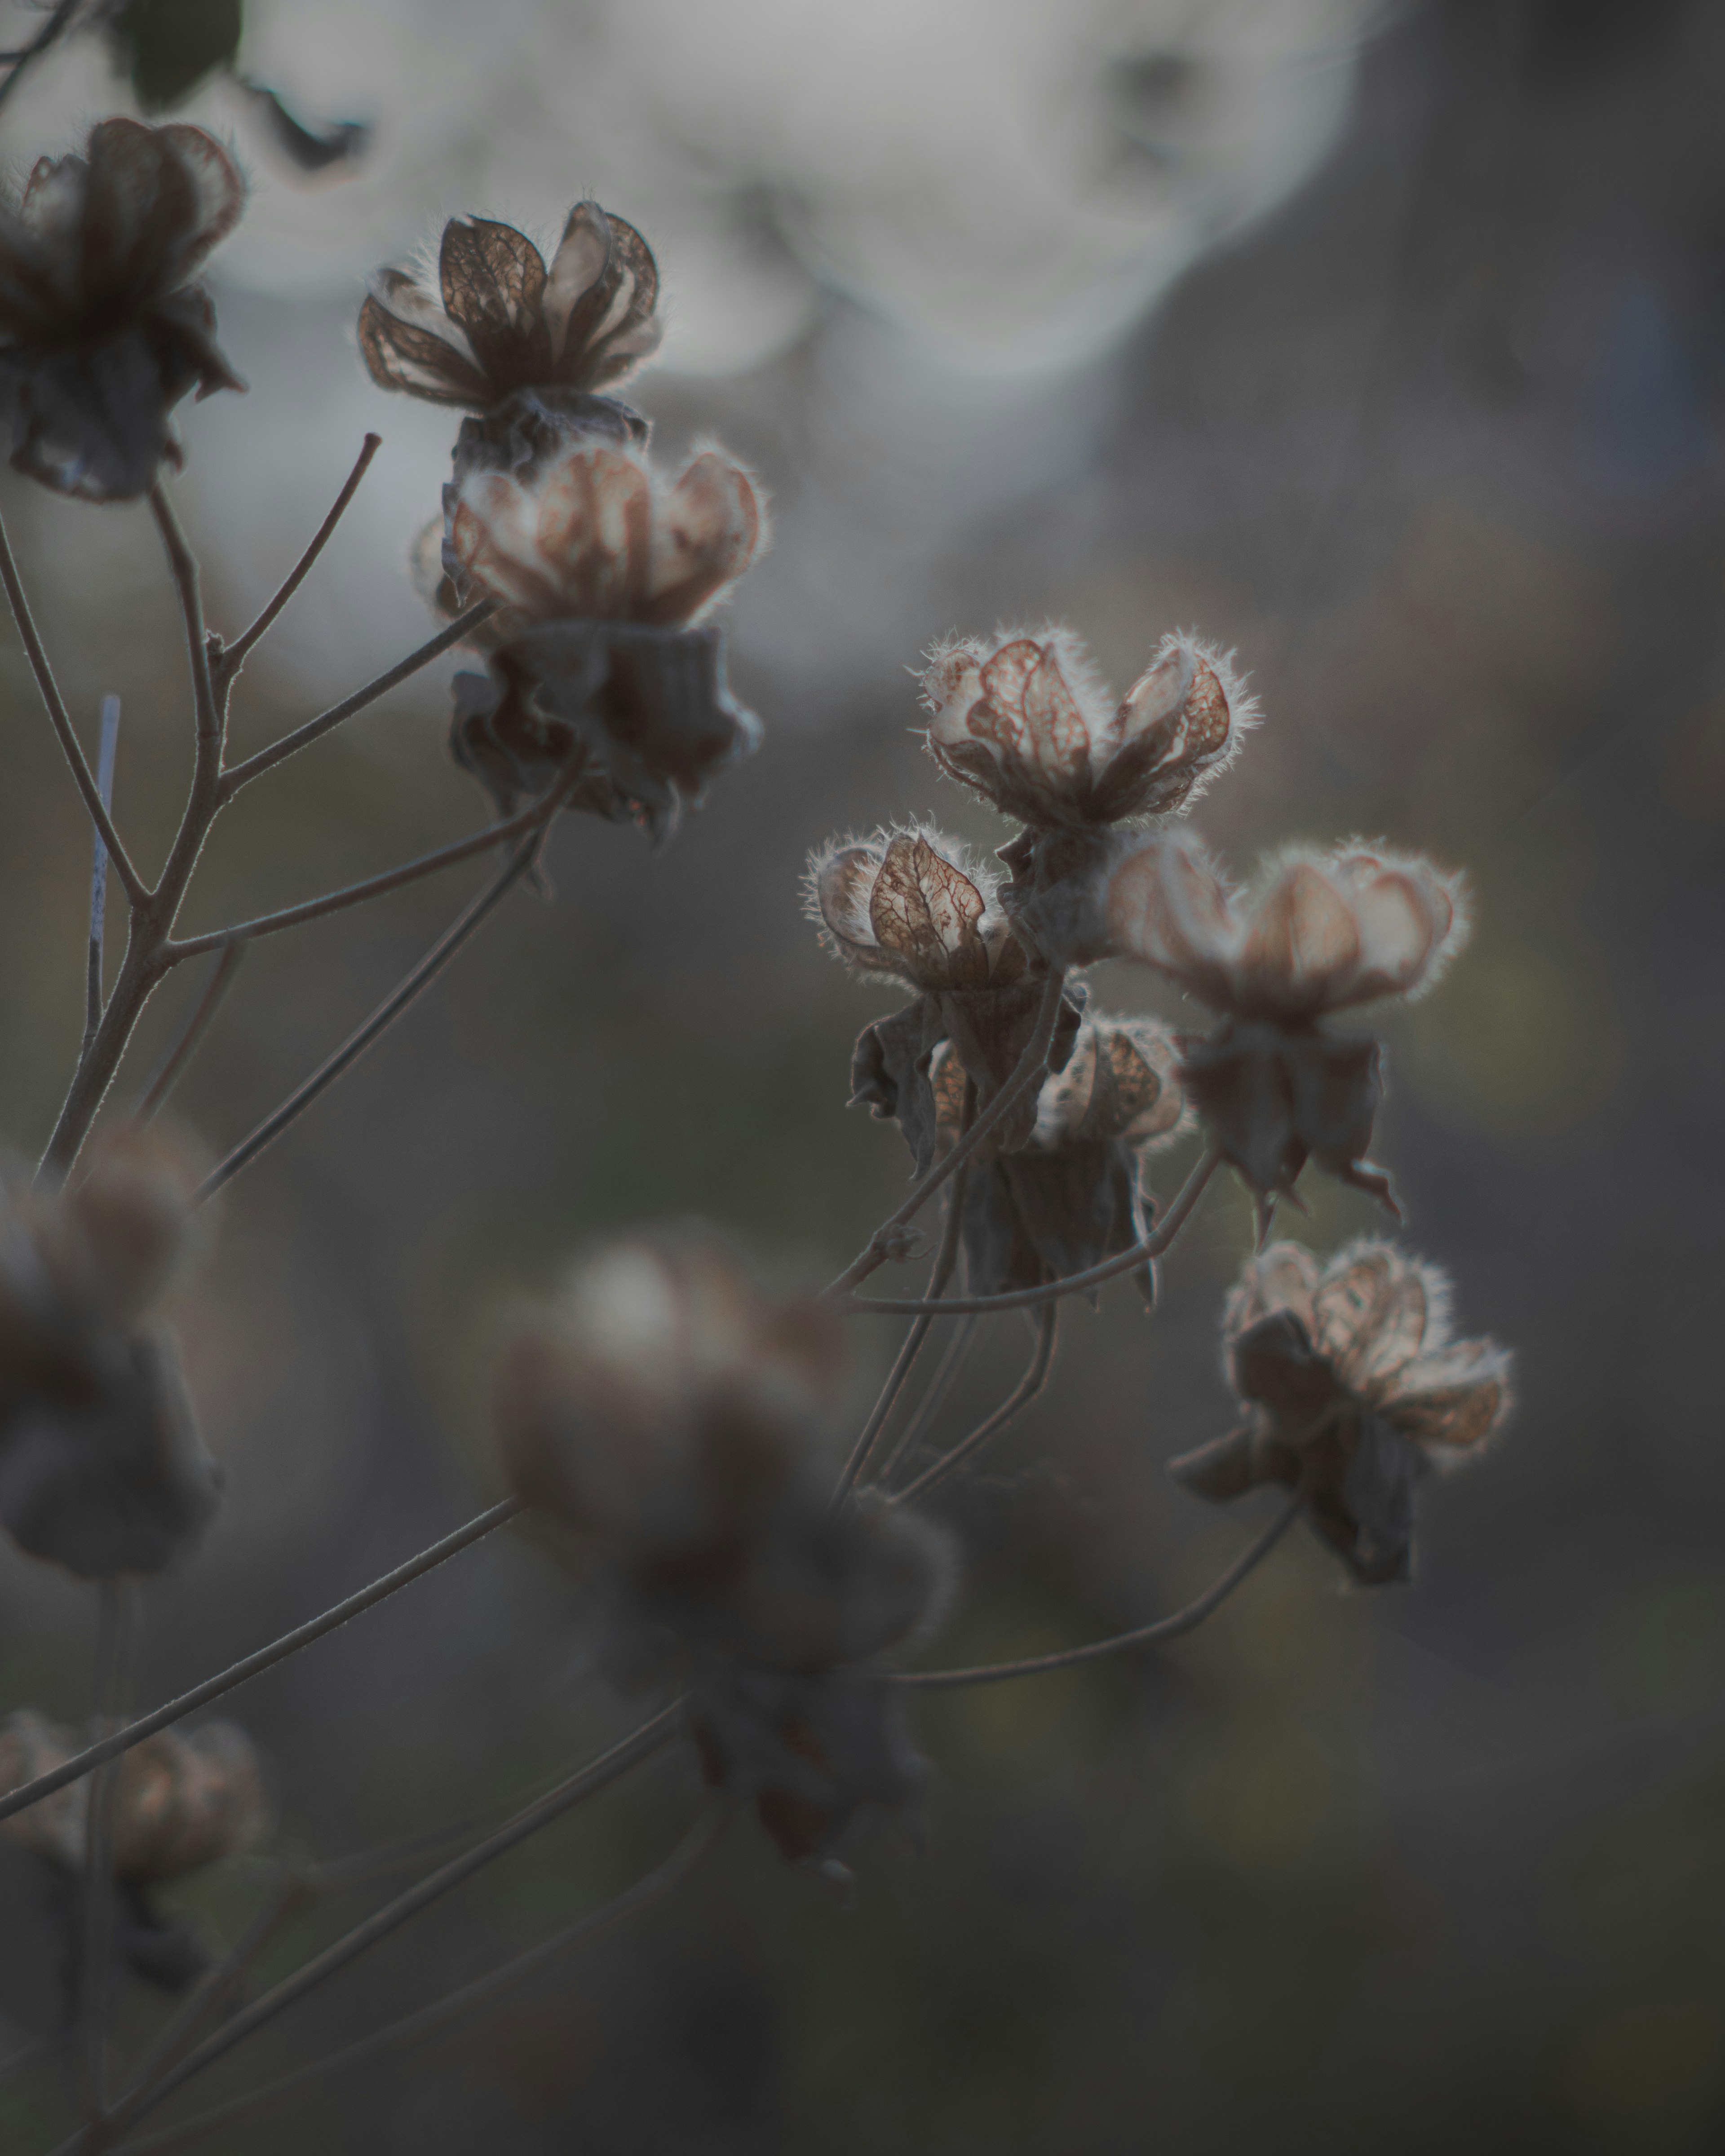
[2,0,1725,2147]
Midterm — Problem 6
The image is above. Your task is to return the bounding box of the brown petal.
[533,446,654,616]
[80,119,193,307]
[542,201,612,359]
[358,284,491,405]
[868,834,990,990]
[438,217,553,387]
[557,210,662,389]
[1104,835,1235,1003]
[1019,642,1090,789]
[1239,862,1359,1011]
[451,481,567,618]
[156,126,244,282]
[1384,1343,1511,1449]
[1093,649,1231,819]
[645,452,762,626]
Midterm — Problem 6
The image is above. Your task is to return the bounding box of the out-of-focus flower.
[359,204,660,411]
[920,628,1248,831]
[929,1016,1186,1300]
[495,1237,953,1866]
[0,119,244,501]
[0,1126,221,1579]
[0,1710,270,1994]
[1030,833,1471,1210]
[436,440,766,837]
[1168,1240,1513,1584]
[808,828,1083,1173]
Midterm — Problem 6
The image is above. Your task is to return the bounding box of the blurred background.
[2,0,1725,2147]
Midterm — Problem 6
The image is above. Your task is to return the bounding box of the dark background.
[3,0,1725,2147]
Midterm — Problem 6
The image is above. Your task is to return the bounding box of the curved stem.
[880,1314,977,1488]
[0,1501,521,1827]
[218,602,495,799]
[136,943,246,1122]
[846,1145,1221,1318]
[110,1804,727,2156]
[893,1495,1301,1690]
[216,435,381,686]
[0,509,145,903]
[891,1303,1057,1507]
[823,970,1068,1302]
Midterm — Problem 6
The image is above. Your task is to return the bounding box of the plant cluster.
[0,116,1512,2152]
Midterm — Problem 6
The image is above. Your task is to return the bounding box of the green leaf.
[109,0,244,112]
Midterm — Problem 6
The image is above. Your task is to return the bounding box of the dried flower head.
[920,627,1248,830]
[495,1237,955,1865]
[1168,1240,1513,1584]
[0,119,245,500]
[359,203,660,411]
[0,1125,220,1578]
[931,1016,1186,1300]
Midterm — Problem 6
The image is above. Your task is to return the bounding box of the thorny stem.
[846,1145,1222,1318]
[880,1314,977,1488]
[214,435,382,688]
[194,822,557,1205]
[893,1494,1302,1690]
[108,1806,730,2156]
[892,1303,1058,1507]
[832,1158,969,1505]
[77,1582,133,2118]
[168,786,567,961]
[79,1706,686,2149]
[218,602,495,799]
[0,508,145,904]
[80,698,121,1063]
[823,970,1069,1302]
[0,1500,522,1828]
[135,943,246,1122]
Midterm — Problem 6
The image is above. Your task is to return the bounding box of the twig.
[84,1705,686,2147]
[80,698,121,1062]
[168,787,566,961]
[136,943,246,1122]
[215,436,382,687]
[0,1500,521,1827]
[823,971,1068,1301]
[879,1314,977,1487]
[146,488,220,754]
[218,603,495,798]
[891,1303,1058,1507]
[193,826,551,1204]
[846,1145,1221,1317]
[110,1804,728,2156]
[0,509,145,903]
[893,1496,1301,1689]
[831,1159,968,1505]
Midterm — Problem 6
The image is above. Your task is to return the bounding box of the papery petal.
[542,201,612,360]
[868,834,990,990]
[438,217,551,382]
[358,274,490,405]
[155,126,243,283]
[814,843,889,972]
[1382,1341,1512,1449]
[1104,833,1237,1004]
[1238,862,1359,1013]
[533,443,653,615]
[1019,642,1091,788]
[645,451,762,626]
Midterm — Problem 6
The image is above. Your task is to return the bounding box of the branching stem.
[214,435,382,688]
[892,1303,1058,1507]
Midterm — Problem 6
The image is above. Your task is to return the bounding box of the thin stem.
[0,0,80,113]
[80,698,122,1062]
[146,487,220,755]
[894,1495,1301,1690]
[880,1314,977,1487]
[194,827,547,1205]
[111,1804,726,2156]
[216,435,382,686]
[846,1145,1221,1318]
[92,1705,685,2146]
[892,1304,1057,1507]
[218,602,495,799]
[77,1582,132,2117]
[168,789,563,962]
[0,1500,521,1827]
[0,508,145,903]
[136,943,246,1122]
[832,1160,968,1505]
[823,970,1068,1302]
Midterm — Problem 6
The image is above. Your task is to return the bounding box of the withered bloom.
[439,440,766,836]
[0,1710,269,1992]
[1089,833,1469,1211]
[495,1239,954,1868]
[1169,1241,1513,1584]
[930,1016,1186,1301]
[0,1126,221,1579]
[920,627,1248,831]
[0,120,245,502]
[808,827,1082,1174]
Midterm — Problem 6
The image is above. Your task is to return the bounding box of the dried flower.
[495,1238,954,1865]
[1168,1240,1513,1584]
[807,828,1082,1173]
[0,1126,220,1578]
[932,1016,1186,1299]
[1083,834,1470,1209]
[920,627,1248,830]
[0,119,244,501]
[360,204,661,413]
[0,1710,269,1993]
